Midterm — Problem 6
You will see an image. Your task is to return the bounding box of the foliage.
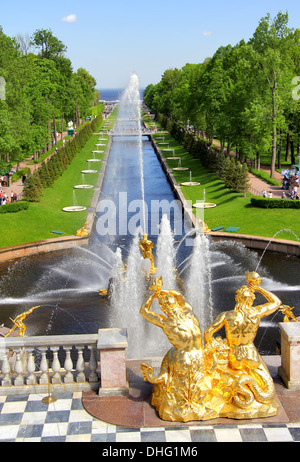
[0,27,101,172]
[250,197,300,208]
[11,167,31,183]
[156,114,250,195]
[23,114,103,201]
[0,201,29,214]
[144,11,300,180]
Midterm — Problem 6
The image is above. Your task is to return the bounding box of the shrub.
[23,114,103,202]
[250,197,300,209]
[11,167,31,183]
[0,201,29,213]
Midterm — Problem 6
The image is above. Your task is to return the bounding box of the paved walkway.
[0,356,300,442]
[2,132,67,202]
[249,167,283,198]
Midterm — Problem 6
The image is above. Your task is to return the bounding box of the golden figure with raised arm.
[141,272,288,421]
[203,272,282,418]
[139,234,157,275]
[5,306,40,338]
[140,277,218,422]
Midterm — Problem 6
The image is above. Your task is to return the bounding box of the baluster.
[39,348,49,384]
[64,347,74,383]
[26,348,37,385]
[88,346,98,383]
[14,349,24,386]
[1,352,12,386]
[75,346,85,383]
[51,347,62,384]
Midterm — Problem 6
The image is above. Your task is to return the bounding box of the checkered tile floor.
[0,392,299,442]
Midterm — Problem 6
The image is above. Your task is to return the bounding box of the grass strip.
[152,131,300,242]
[0,118,114,248]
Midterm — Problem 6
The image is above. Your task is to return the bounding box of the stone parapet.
[278,322,300,389]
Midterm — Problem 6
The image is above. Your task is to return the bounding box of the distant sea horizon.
[98,88,145,102]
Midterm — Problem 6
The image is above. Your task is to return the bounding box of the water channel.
[0,77,299,359]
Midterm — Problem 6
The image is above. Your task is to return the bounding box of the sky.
[1,0,300,91]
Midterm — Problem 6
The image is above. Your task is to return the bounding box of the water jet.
[0,74,298,363]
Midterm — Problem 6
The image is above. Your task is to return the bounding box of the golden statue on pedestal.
[139,234,157,275]
[140,271,294,422]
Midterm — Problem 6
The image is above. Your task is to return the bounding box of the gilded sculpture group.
[139,234,297,422]
[6,233,297,423]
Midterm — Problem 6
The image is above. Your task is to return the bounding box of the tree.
[249,12,295,178]
[15,33,32,55]
[70,68,97,125]
[31,29,67,59]
[236,162,250,196]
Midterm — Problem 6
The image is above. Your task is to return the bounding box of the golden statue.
[76,222,90,237]
[279,305,298,323]
[5,306,40,338]
[140,272,291,422]
[140,276,218,421]
[203,271,282,419]
[139,234,157,275]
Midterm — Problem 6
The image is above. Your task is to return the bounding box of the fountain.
[173,158,189,171]
[81,170,98,174]
[163,149,180,161]
[62,206,87,212]
[0,73,298,365]
[181,171,200,186]
[74,185,93,190]
[193,189,217,209]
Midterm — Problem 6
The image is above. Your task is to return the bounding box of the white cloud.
[202,30,212,37]
[62,14,77,23]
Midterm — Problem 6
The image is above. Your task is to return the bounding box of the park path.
[210,138,283,198]
[249,168,283,198]
[2,132,67,202]
[2,131,284,202]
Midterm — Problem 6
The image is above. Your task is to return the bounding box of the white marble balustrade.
[0,328,128,396]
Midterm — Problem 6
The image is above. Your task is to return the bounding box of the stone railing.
[0,328,128,397]
[279,322,300,390]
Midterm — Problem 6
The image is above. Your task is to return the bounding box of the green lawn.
[153,133,300,243]
[0,132,109,248]
[1,115,299,249]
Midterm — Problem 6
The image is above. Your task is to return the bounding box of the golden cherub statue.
[5,306,40,338]
[140,272,290,422]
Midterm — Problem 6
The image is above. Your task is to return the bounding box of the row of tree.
[0,27,101,173]
[156,113,250,196]
[144,12,300,178]
[23,114,103,202]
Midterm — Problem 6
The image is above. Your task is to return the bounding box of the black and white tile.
[0,393,298,442]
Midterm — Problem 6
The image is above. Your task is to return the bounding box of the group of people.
[0,190,17,206]
[281,168,299,199]
[261,167,299,200]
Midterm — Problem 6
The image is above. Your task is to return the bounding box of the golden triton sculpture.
[139,234,157,275]
[140,276,217,421]
[5,306,40,338]
[140,271,293,422]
